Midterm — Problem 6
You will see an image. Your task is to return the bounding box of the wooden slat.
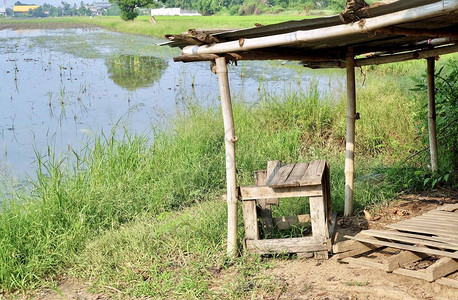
[268,164,295,186]
[342,251,426,272]
[265,160,281,185]
[363,229,458,246]
[387,224,458,238]
[279,162,309,187]
[242,200,259,240]
[310,196,328,241]
[299,160,326,186]
[393,257,458,282]
[428,257,458,281]
[401,216,458,225]
[345,235,458,259]
[360,230,458,251]
[424,210,458,217]
[391,220,458,231]
[437,204,458,212]
[240,185,323,200]
[246,236,327,254]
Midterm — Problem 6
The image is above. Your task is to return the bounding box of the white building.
[0,8,5,17]
[151,7,200,16]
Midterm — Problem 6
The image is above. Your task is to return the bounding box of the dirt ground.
[30,189,458,300]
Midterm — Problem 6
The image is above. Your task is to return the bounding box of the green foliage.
[110,0,151,20]
[410,58,458,186]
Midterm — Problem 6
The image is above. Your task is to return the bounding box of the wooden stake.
[215,57,238,257]
[344,50,356,217]
[427,57,438,172]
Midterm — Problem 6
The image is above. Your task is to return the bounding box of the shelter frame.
[165,0,458,256]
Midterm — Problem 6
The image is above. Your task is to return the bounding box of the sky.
[5,0,106,8]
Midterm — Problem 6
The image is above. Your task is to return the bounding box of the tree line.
[113,0,351,20]
[4,1,121,17]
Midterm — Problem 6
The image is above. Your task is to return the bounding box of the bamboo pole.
[215,57,238,257]
[427,57,438,172]
[344,50,356,217]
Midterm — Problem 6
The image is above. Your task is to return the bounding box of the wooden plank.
[254,169,273,231]
[242,200,259,240]
[393,257,458,282]
[268,164,295,186]
[436,277,458,288]
[386,251,428,272]
[360,230,458,251]
[299,160,326,186]
[273,214,310,230]
[427,257,458,281]
[345,235,458,259]
[342,257,392,272]
[310,196,328,241]
[266,160,281,185]
[399,215,458,224]
[438,204,458,212]
[395,220,458,229]
[280,162,309,187]
[393,268,433,282]
[424,210,458,217]
[363,229,458,247]
[416,214,458,221]
[240,185,323,201]
[266,160,280,206]
[387,224,458,238]
[333,244,380,259]
[246,237,327,254]
[400,217,458,226]
[329,213,338,245]
[333,238,370,253]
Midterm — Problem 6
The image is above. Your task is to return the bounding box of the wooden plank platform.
[339,205,458,287]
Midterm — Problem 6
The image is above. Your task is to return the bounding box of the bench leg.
[310,196,329,259]
[242,200,259,241]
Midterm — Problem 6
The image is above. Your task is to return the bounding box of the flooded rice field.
[0,27,344,179]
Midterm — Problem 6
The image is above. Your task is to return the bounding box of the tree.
[109,0,150,20]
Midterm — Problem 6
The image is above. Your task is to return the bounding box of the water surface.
[0,27,344,179]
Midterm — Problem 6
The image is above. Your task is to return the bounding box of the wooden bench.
[239,160,333,259]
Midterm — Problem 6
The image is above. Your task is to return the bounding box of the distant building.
[0,7,6,17]
[150,7,200,16]
[86,2,111,16]
[13,4,39,16]
[13,5,39,16]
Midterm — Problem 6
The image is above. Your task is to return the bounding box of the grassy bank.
[0,43,456,298]
[0,15,307,38]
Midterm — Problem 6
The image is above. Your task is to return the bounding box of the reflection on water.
[0,27,345,179]
[106,55,167,90]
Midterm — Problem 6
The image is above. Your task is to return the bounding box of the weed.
[345,280,369,287]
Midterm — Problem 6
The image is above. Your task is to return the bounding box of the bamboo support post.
[427,57,438,172]
[344,50,356,217]
[215,57,238,257]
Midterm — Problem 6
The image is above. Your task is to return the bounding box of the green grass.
[0,15,310,38]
